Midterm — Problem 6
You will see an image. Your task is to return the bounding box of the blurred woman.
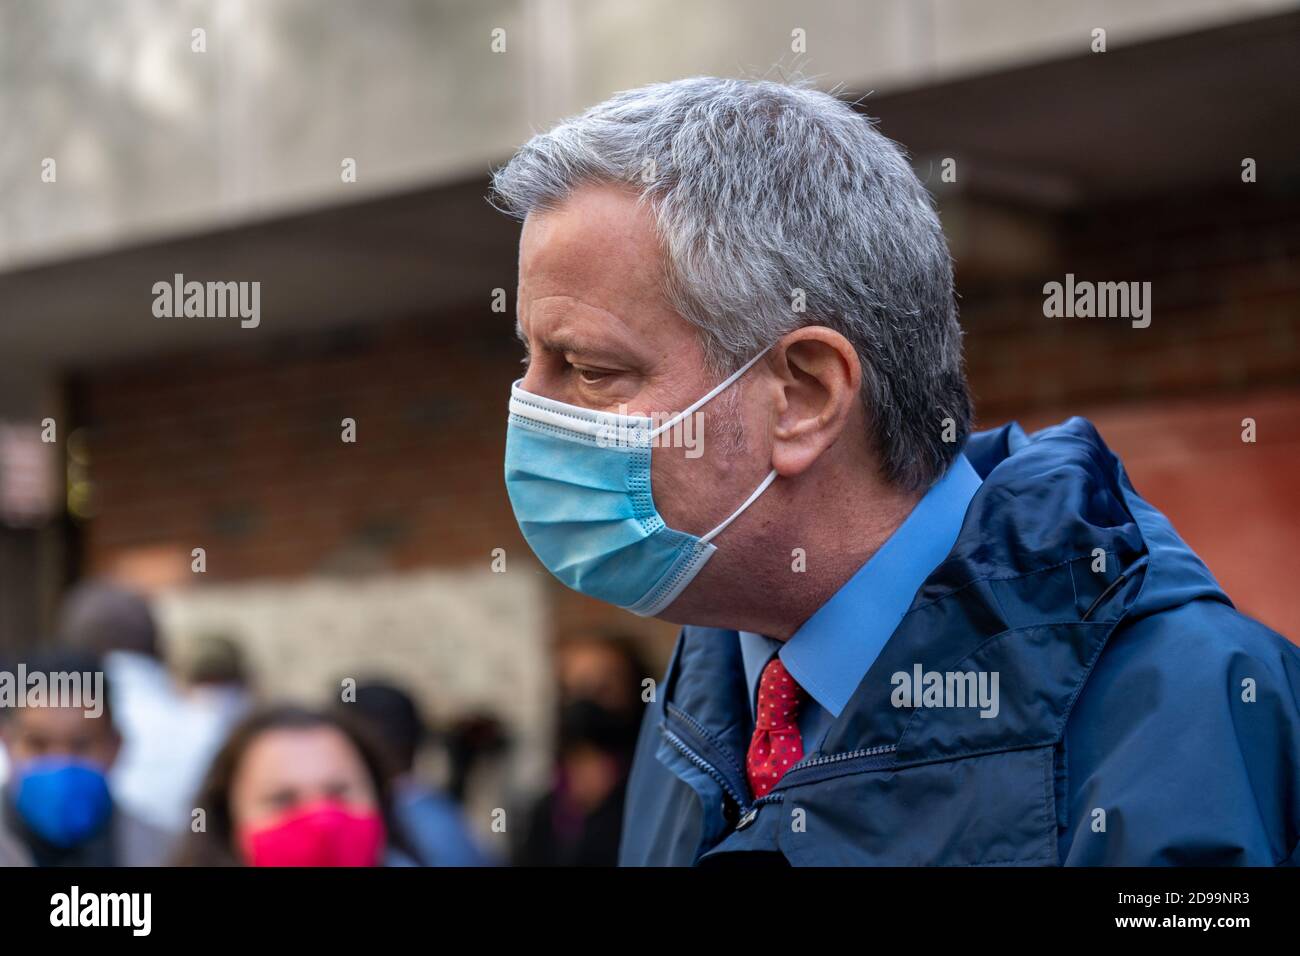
[174,704,415,866]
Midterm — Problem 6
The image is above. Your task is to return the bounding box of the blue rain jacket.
[619,418,1300,865]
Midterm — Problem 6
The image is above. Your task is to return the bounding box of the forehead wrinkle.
[515,317,610,360]
[525,296,643,361]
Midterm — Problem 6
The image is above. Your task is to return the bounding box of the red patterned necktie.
[747,656,808,799]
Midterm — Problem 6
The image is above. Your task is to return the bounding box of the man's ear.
[768,326,862,478]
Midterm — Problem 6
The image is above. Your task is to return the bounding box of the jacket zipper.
[755,744,898,803]
[662,712,899,829]
[661,725,750,812]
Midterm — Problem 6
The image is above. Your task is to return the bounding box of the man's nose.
[518,362,547,396]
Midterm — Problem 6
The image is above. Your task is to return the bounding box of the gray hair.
[491,76,971,490]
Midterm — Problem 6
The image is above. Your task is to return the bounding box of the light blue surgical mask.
[504,348,776,616]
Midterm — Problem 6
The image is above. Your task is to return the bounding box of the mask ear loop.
[701,468,778,544]
[644,344,779,544]
[648,345,772,440]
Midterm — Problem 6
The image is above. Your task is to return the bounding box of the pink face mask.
[239,800,386,867]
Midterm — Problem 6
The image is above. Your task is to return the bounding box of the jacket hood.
[962,417,1228,621]
[813,414,1237,763]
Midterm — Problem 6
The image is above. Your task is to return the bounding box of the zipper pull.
[735,806,759,830]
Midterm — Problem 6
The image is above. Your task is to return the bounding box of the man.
[0,651,172,866]
[516,633,646,867]
[57,580,211,833]
[492,77,1300,865]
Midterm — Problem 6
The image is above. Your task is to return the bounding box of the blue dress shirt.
[739,453,983,753]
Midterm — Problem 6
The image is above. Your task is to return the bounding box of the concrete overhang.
[1,9,1296,369]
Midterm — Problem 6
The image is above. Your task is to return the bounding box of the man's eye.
[576,367,611,384]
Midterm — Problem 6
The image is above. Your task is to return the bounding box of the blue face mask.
[504,347,776,616]
[14,757,114,848]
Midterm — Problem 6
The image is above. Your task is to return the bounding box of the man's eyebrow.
[518,323,626,362]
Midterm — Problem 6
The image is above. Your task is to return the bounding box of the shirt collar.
[740,453,982,718]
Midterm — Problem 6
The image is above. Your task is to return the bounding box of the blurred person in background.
[344,680,496,866]
[178,632,255,786]
[57,579,211,834]
[174,704,416,866]
[0,650,172,866]
[443,711,509,807]
[515,633,647,867]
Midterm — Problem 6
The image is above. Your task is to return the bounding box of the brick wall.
[79,316,522,577]
[962,191,1300,422]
